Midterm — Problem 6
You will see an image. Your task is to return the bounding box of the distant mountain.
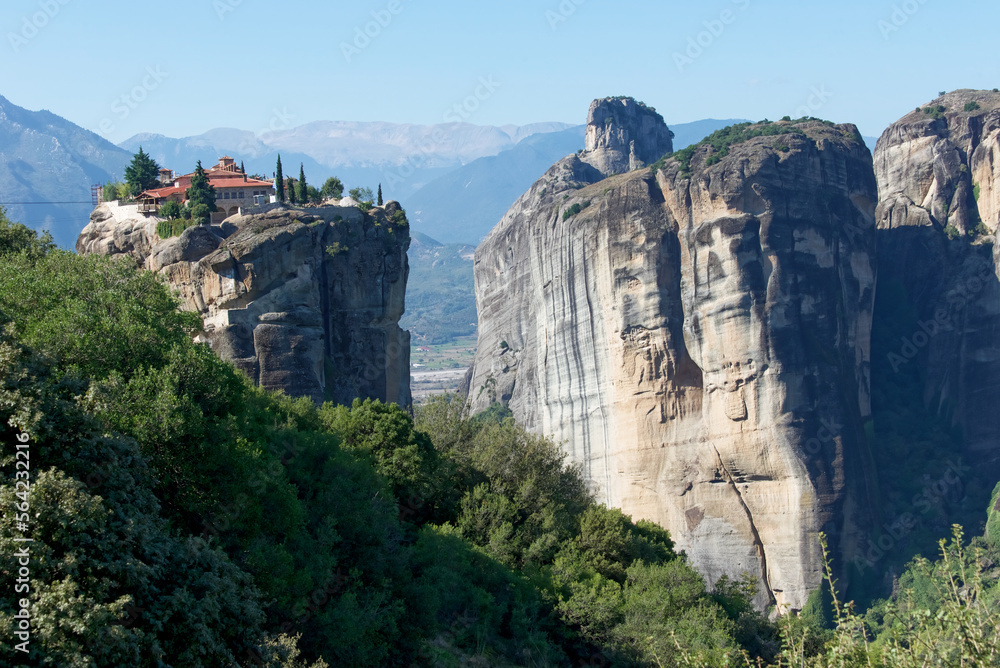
[401,232,477,344]
[119,130,336,193]
[0,94,131,248]
[121,121,576,202]
[407,118,748,245]
[406,126,587,244]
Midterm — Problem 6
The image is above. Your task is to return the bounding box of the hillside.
[0,94,131,248]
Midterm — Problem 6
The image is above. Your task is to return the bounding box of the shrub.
[158,200,182,220]
[944,224,961,240]
[390,209,409,226]
[157,218,197,238]
[965,101,981,112]
[923,105,947,120]
[562,200,591,221]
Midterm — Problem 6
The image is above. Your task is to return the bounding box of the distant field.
[410,335,477,403]
[410,334,477,370]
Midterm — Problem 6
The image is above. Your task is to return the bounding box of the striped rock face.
[468,105,878,611]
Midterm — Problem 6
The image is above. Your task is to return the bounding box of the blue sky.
[1,0,997,143]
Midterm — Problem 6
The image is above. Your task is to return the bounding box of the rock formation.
[583,97,674,175]
[874,90,1000,463]
[467,101,878,611]
[77,202,411,407]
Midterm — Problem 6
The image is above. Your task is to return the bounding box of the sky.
[1,0,998,143]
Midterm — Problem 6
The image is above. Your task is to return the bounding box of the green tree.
[319,399,454,526]
[276,155,285,202]
[321,176,344,200]
[287,177,297,204]
[297,164,308,203]
[306,185,322,203]
[240,160,245,173]
[124,146,161,197]
[377,183,383,206]
[158,199,182,220]
[349,186,374,204]
[185,160,217,224]
[0,207,53,260]
[0,330,273,666]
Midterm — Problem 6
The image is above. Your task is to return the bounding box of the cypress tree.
[287,178,297,204]
[240,161,245,174]
[275,155,285,202]
[185,160,217,224]
[298,164,307,203]
[377,183,383,206]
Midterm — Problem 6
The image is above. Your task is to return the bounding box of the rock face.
[468,104,878,611]
[874,90,1000,463]
[77,202,411,407]
[584,97,674,176]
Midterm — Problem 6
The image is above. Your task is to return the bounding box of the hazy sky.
[1,0,997,143]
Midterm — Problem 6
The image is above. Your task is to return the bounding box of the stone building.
[138,156,275,222]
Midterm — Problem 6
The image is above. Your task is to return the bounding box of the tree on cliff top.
[275,155,285,202]
[185,160,217,224]
[124,146,160,197]
[321,177,344,200]
[297,164,308,203]
[377,183,383,206]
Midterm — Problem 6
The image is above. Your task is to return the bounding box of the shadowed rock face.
[874,90,1000,464]
[77,202,411,407]
[468,105,878,611]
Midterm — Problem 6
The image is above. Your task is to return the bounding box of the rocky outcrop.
[468,104,878,611]
[874,90,1000,462]
[77,202,411,407]
[583,97,673,175]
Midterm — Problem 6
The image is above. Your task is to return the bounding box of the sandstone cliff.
[77,201,411,407]
[467,102,878,611]
[874,90,1000,463]
[583,97,674,175]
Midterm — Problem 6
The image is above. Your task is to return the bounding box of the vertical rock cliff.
[77,202,411,407]
[468,101,878,610]
[874,90,1000,464]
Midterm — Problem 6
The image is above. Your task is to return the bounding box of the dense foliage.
[651,118,835,176]
[123,147,160,197]
[321,176,344,200]
[0,216,996,666]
